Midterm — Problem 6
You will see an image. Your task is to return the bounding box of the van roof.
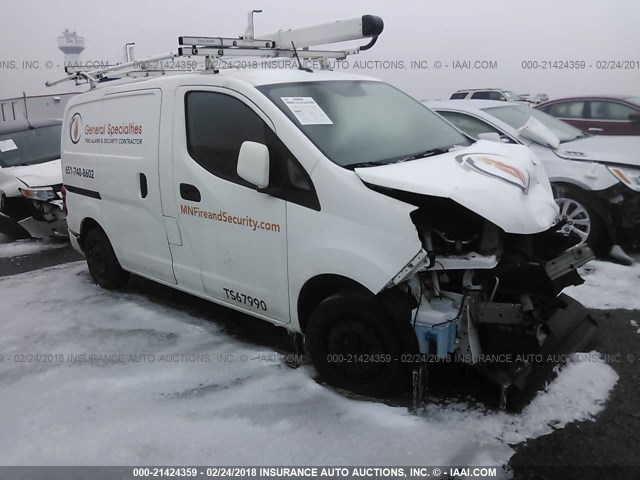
[88,68,380,92]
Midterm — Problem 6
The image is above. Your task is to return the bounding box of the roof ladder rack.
[46,12,384,89]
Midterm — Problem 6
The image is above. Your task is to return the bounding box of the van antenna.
[291,42,313,73]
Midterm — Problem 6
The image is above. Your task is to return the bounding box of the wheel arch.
[552,181,612,222]
[78,217,106,250]
[296,274,419,355]
[297,274,367,334]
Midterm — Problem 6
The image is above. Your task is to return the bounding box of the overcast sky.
[1,0,639,100]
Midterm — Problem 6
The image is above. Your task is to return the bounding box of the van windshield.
[0,124,62,168]
[258,81,470,168]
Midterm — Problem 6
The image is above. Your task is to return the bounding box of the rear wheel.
[305,289,407,397]
[83,228,129,289]
[553,186,610,256]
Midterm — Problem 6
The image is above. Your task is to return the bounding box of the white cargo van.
[57,15,596,411]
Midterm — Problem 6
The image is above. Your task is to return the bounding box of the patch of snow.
[565,259,640,310]
[0,238,67,258]
[631,320,638,327]
[0,263,618,467]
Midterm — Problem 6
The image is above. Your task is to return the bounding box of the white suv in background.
[450,88,525,102]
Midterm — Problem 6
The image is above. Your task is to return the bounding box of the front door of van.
[172,88,290,323]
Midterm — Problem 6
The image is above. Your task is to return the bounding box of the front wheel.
[553,186,611,256]
[83,228,130,289]
[305,289,407,397]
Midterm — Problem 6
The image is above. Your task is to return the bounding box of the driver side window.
[185,91,319,210]
[186,91,264,188]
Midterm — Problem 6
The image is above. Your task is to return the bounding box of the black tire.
[83,228,129,289]
[552,185,611,256]
[305,288,407,397]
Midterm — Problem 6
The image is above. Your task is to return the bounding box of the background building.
[0,92,79,124]
[0,29,85,124]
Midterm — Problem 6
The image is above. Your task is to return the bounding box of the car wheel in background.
[552,185,610,256]
[83,228,130,289]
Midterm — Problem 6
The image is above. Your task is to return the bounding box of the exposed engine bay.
[387,191,598,411]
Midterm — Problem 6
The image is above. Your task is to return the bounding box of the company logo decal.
[180,204,281,233]
[70,117,144,146]
[70,113,82,144]
[455,153,530,193]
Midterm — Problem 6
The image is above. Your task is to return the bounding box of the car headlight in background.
[19,187,57,201]
[608,166,640,192]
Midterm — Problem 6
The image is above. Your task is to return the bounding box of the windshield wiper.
[393,146,453,163]
[345,160,395,170]
[346,146,454,170]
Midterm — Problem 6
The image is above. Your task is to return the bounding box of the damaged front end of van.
[357,141,597,412]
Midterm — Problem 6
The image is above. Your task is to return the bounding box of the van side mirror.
[237,141,270,189]
[629,112,640,123]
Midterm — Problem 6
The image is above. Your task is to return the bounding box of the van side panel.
[63,89,176,284]
[62,96,105,239]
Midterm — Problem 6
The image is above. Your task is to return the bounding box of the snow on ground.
[0,237,67,258]
[0,263,618,468]
[565,259,640,310]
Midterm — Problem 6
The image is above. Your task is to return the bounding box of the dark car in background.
[537,96,640,136]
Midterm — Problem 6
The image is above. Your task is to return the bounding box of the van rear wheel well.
[79,218,104,251]
[78,219,129,289]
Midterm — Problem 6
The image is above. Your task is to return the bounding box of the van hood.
[554,135,640,167]
[1,159,62,188]
[354,140,559,235]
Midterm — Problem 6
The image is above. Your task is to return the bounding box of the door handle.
[139,173,148,198]
[180,183,201,202]
[588,127,603,132]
